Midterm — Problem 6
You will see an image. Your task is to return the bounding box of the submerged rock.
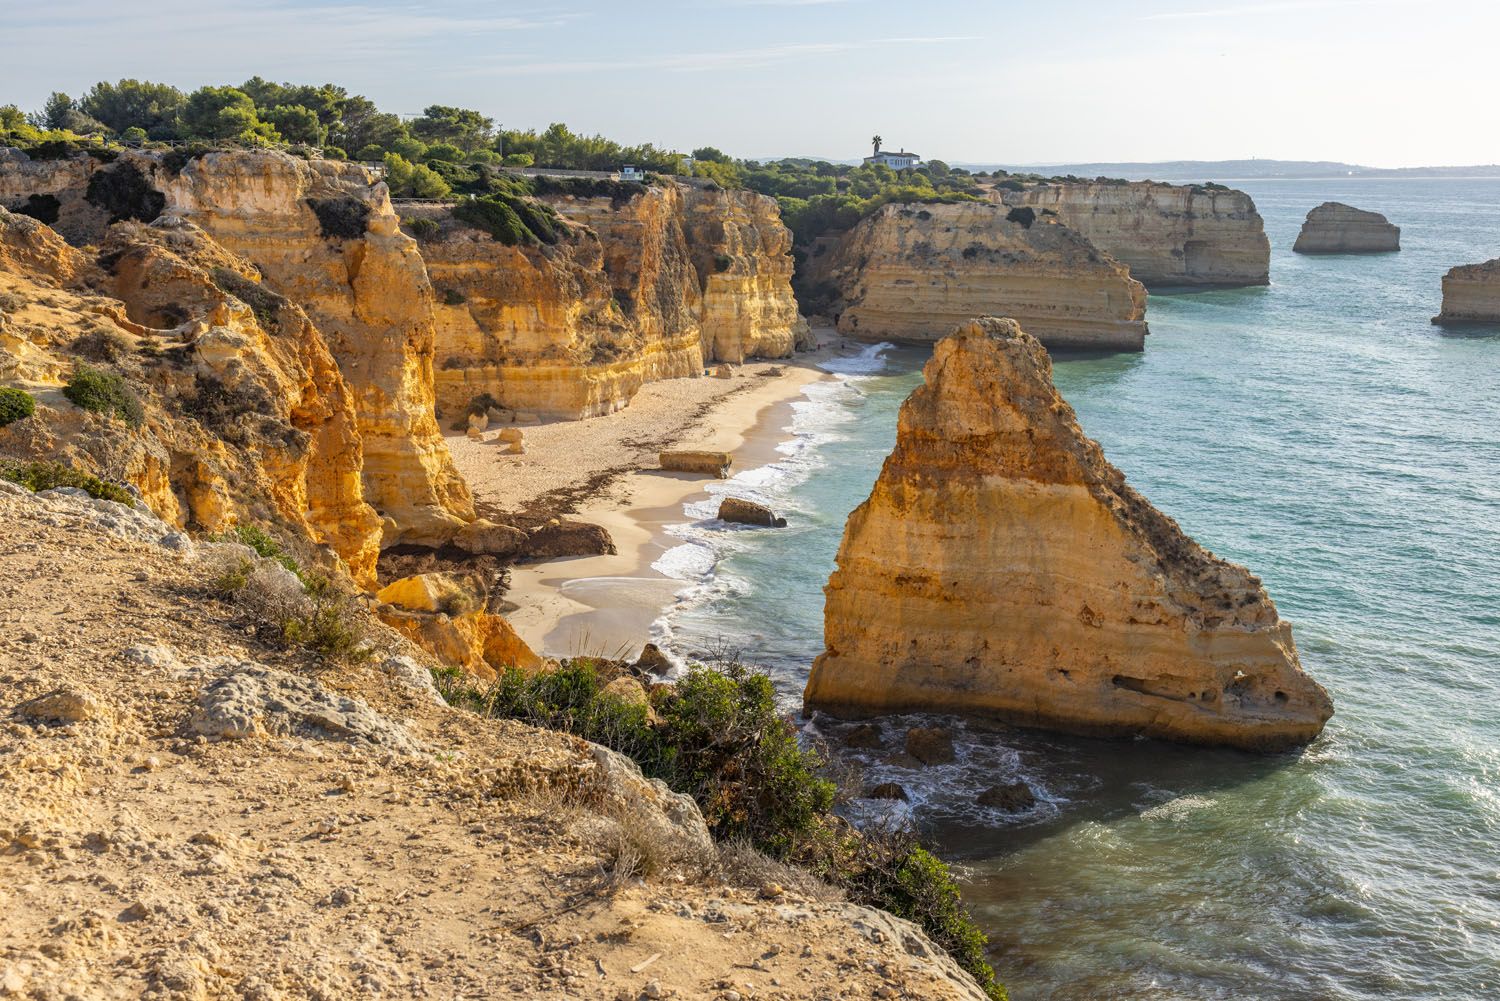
[804,317,1333,752]
[904,727,956,766]
[977,782,1037,812]
[1293,202,1400,254]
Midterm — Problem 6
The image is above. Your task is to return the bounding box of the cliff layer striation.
[1008,181,1271,287]
[1432,258,1500,324]
[816,202,1148,351]
[1293,202,1400,254]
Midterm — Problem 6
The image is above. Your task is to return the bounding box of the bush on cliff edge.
[438,659,1008,1000]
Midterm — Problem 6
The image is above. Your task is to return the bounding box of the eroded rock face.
[1293,202,1400,254]
[1009,181,1271,288]
[816,202,1148,351]
[1432,258,1500,325]
[0,207,383,585]
[155,151,474,545]
[426,182,804,420]
[805,317,1333,751]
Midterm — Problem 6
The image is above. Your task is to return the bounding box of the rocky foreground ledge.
[0,483,989,1000]
[1293,202,1400,254]
[806,317,1333,752]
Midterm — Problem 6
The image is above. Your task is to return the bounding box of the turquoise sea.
[653,178,1500,999]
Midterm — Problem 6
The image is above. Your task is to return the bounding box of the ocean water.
[653,179,1500,1000]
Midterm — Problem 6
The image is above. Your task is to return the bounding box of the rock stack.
[1432,258,1500,325]
[805,317,1333,751]
[1293,202,1400,254]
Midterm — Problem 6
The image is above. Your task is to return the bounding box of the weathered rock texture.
[424,182,804,419]
[1009,181,1271,287]
[805,316,1333,751]
[1432,258,1500,325]
[0,205,383,585]
[817,202,1148,350]
[1293,202,1400,254]
[0,147,474,547]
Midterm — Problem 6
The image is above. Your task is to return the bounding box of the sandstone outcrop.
[1293,202,1400,254]
[805,316,1333,751]
[1008,181,1271,287]
[1432,258,1500,325]
[0,205,384,585]
[374,571,543,679]
[0,147,474,547]
[425,181,804,420]
[660,449,731,477]
[815,202,1148,350]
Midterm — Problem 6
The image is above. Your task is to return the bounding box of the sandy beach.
[445,329,847,658]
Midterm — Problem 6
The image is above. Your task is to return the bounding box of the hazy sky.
[3,0,1495,167]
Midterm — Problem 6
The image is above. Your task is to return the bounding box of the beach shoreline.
[445,328,846,658]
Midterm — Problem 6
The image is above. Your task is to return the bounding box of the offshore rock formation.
[819,202,1148,350]
[1008,181,1271,287]
[424,182,804,419]
[0,147,473,546]
[1432,258,1500,324]
[0,205,383,585]
[1293,202,1400,254]
[806,317,1332,751]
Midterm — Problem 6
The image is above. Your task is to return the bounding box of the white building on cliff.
[863,137,921,170]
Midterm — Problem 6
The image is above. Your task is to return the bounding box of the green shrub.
[63,364,144,427]
[713,253,733,273]
[84,161,165,223]
[323,145,347,160]
[441,287,466,306]
[404,216,440,241]
[0,459,133,505]
[212,522,303,581]
[841,830,1007,1001]
[438,658,1005,998]
[0,387,36,426]
[305,197,370,240]
[452,195,527,244]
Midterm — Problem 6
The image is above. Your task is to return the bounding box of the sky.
[2,0,1496,168]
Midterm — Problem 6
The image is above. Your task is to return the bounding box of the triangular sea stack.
[804,317,1332,751]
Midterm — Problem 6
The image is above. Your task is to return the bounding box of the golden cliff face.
[0,206,383,585]
[153,151,473,545]
[680,185,805,364]
[425,182,804,419]
[1432,258,1500,324]
[1010,182,1271,288]
[819,202,1148,350]
[805,317,1332,751]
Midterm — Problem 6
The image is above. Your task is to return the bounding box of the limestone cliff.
[680,184,806,364]
[805,317,1332,751]
[1293,202,1400,254]
[1008,181,1271,287]
[400,182,801,420]
[817,202,1148,351]
[0,205,383,584]
[1432,258,1500,325]
[0,147,474,546]
[421,186,705,419]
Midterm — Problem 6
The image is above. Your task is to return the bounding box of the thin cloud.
[1142,0,1367,18]
[479,35,977,76]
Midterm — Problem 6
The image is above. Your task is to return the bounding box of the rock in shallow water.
[717,497,786,528]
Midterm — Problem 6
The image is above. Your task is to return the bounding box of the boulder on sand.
[717,497,787,527]
[659,450,732,478]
